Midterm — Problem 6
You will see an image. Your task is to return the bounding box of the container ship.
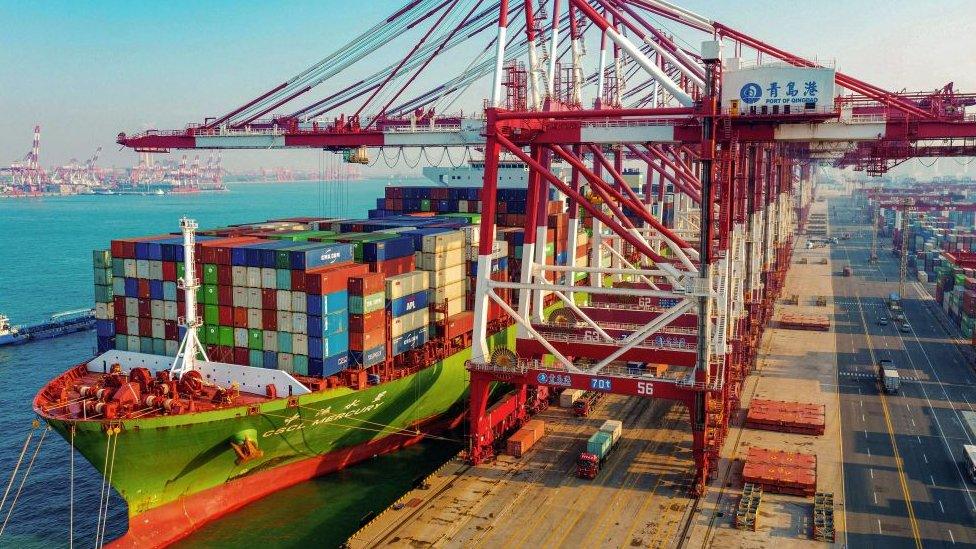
[34,185,592,548]
[0,309,95,346]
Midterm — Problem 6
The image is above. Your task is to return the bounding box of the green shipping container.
[350,292,385,314]
[421,199,431,211]
[204,305,220,325]
[94,284,113,303]
[115,335,128,351]
[92,249,112,269]
[112,258,125,277]
[218,326,234,347]
[93,268,113,286]
[204,325,219,345]
[248,329,264,350]
[278,331,293,353]
[293,354,309,376]
[152,338,166,355]
[177,262,185,280]
[140,337,154,353]
[586,431,612,460]
[276,269,292,290]
[249,349,264,368]
[545,243,555,256]
[203,264,219,285]
[202,284,218,305]
[276,250,293,269]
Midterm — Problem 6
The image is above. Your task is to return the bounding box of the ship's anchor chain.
[0,419,48,538]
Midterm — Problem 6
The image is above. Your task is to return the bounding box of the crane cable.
[94,427,120,549]
[0,424,49,538]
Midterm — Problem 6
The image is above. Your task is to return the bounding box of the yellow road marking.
[851,276,923,549]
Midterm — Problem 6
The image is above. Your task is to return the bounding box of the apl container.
[390,290,428,316]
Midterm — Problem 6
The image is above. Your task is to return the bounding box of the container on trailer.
[587,431,612,460]
[560,389,584,408]
[599,420,623,444]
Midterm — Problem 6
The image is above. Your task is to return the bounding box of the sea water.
[0,181,461,548]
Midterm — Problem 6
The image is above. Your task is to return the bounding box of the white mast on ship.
[171,216,209,378]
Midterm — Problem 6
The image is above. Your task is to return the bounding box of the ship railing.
[381,124,465,133]
[532,329,697,350]
[467,358,701,384]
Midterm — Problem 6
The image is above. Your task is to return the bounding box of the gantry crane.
[114,0,976,494]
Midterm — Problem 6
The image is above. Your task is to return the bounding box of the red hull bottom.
[107,413,463,549]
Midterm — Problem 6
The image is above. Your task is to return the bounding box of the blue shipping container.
[323,333,349,357]
[391,326,428,356]
[324,310,348,335]
[307,290,349,316]
[263,351,278,369]
[149,280,163,300]
[350,344,386,368]
[309,353,350,377]
[290,243,354,270]
[95,319,115,337]
[124,278,138,297]
[362,236,415,262]
[390,290,429,316]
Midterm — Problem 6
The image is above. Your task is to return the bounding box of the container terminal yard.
[3,0,976,547]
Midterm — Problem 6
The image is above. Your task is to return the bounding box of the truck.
[573,392,601,417]
[878,359,900,394]
[964,444,976,484]
[577,420,623,479]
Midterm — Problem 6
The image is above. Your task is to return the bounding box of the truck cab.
[576,452,599,479]
[878,359,900,394]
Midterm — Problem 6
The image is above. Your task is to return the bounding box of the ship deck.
[34,363,273,422]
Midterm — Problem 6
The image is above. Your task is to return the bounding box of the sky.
[1,0,974,176]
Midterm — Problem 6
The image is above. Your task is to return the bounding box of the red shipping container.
[198,237,263,264]
[138,317,152,337]
[443,311,474,340]
[113,296,126,314]
[348,272,385,296]
[349,311,385,333]
[233,347,250,365]
[349,328,385,352]
[291,270,308,292]
[162,261,177,281]
[233,307,248,328]
[217,265,233,286]
[218,306,233,326]
[164,320,178,340]
[138,298,151,318]
[177,300,186,319]
[306,263,370,295]
[138,279,151,299]
[218,285,234,306]
[262,309,278,331]
[261,288,277,309]
[368,255,414,278]
[114,317,127,335]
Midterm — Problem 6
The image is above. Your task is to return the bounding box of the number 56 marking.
[637,381,654,396]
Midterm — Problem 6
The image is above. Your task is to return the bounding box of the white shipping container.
[277,311,293,333]
[429,264,466,288]
[391,309,429,337]
[149,261,163,280]
[136,260,150,279]
[246,267,262,288]
[560,388,583,408]
[292,334,309,356]
[263,331,278,353]
[164,301,177,321]
[291,291,307,313]
[248,309,263,329]
[151,319,165,340]
[94,302,114,320]
[232,266,247,287]
[247,288,262,309]
[150,300,164,319]
[233,287,248,308]
[422,231,465,253]
[278,352,294,373]
[261,268,277,289]
[419,248,465,270]
[277,290,292,312]
[431,279,466,303]
[460,225,480,245]
[234,327,249,347]
[599,420,623,444]
[386,271,430,299]
[434,296,466,321]
[125,297,138,317]
[292,312,308,334]
[123,259,137,278]
[126,316,139,335]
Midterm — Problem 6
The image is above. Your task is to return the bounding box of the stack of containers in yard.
[460,225,509,314]
[305,261,368,376]
[386,271,430,356]
[348,272,386,369]
[93,250,115,352]
[363,235,416,278]
[506,419,545,457]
